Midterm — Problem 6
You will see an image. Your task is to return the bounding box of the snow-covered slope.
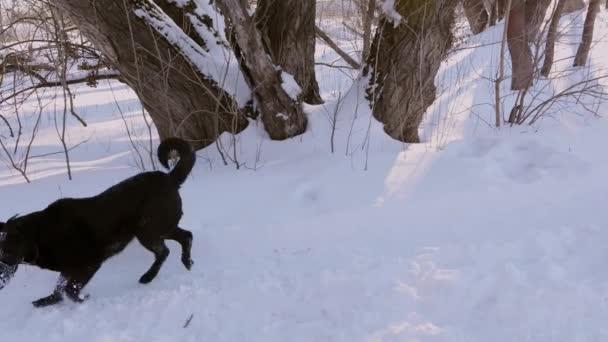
[2,10,608,342]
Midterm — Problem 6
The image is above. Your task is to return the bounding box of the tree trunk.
[540,0,567,77]
[362,0,377,62]
[507,0,534,90]
[564,0,585,13]
[489,0,498,26]
[463,0,489,34]
[497,0,508,19]
[255,0,323,105]
[525,0,552,41]
[364,0,458,143]
[47,0,248,150]
[216,0,307,140]
[574,0,601,66]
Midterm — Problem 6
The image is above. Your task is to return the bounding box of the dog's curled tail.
[157,137,196,185]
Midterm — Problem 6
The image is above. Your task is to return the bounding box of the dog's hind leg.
[166,227,194,270]
[32,275,68,307]
[63,264,101,303]
[137,235,170,284]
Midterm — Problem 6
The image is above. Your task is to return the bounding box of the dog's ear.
[2,214,20,234]
[6,214,19,223]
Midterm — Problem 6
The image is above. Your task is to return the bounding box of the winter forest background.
[2,0,608,341]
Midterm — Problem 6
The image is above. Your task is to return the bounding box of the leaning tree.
[43,0,321,149]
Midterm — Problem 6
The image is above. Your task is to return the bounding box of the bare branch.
[315,25,361,69]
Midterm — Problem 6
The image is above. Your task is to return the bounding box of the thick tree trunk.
[525,0,552,41]
[540,0,566,76]
[255,0,323,104]
[507,0,534,90]
[463,0,489,34]
[574,0,601,66]
[48,0,248,150]
[216,0,307,140]
[364,0,458,143]
[564,0,586,13]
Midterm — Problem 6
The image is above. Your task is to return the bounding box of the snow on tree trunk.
[463,0,489,34]
[573,0,601,67]
[364,0,458,143]
[47,0,249,150]
[255,0,323,104]
[215,0,307,141]
[507,0,534,90]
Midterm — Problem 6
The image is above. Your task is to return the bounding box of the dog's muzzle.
[0,232,18,290]
[0,261,17,290]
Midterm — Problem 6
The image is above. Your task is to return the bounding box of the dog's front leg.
[32,275,67,308]
[63,264,101,303]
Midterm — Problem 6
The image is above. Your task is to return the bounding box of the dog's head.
[0,216,22,290]
[0,215,31,266]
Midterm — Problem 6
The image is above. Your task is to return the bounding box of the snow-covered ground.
[2,9,608,342]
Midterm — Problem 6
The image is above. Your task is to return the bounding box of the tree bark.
[507,0,533,90]
[574,0,601,67]
[255,0,323,104]
[216,0,307,140]
[525,0,552,41]
[463,0,489,34]
[364,0,458,143]
[47,0,248,150]
[540,0,566,77]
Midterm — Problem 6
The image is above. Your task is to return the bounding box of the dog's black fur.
[0,137,196,307]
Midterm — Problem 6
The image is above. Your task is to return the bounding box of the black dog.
[0,137,195,307]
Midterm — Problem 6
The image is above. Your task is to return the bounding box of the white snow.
[133,0,251,106]
[1,7,608,342]
[380,0,403,26]
[275,112,289,120]
[280,71,303,100]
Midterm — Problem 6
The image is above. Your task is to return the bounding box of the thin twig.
[183,314,194,328]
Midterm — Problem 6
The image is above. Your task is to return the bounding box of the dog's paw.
[139,272,155,284]
[67,293,90,303]
[32,293,63,308]
[182,257,194,270]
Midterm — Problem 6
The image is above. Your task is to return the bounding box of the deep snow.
[1,7,608,342]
